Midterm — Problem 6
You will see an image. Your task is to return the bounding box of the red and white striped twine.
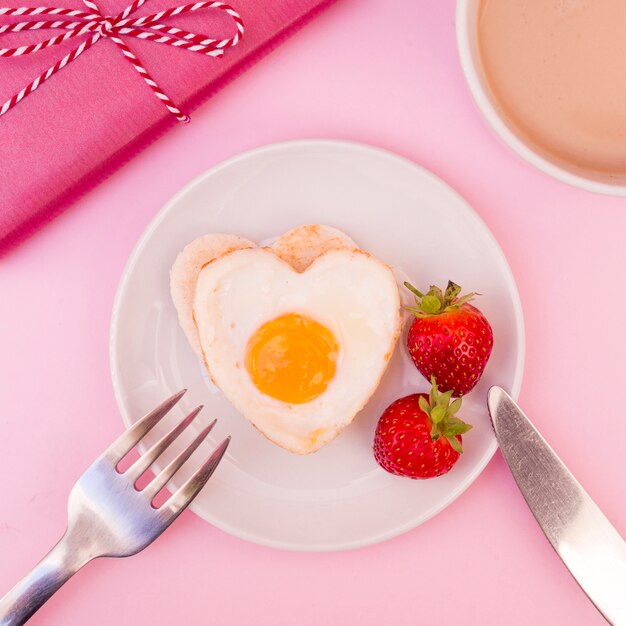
[0,0,243,122]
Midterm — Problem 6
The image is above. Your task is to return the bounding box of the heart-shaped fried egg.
[192,245,401,454]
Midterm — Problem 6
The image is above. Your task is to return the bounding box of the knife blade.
[487,386,626,626]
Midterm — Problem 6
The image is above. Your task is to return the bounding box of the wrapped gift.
[0,0,336,253]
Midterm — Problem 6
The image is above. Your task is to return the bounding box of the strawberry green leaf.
[445,416,467,427]
[403,305,428,318]
[431,405,446,424]
[404,280,479,318]
[452,293,477,307]
[430,378,439,407]
[403,281,424,299]
[449,398,462,415]
[445,421,473,436]
[430,286,444,301]
[421,295,441,314]
[444,281,462,301]
[447,435,463,454]
[423,377,472,449]
[439,389,454,408]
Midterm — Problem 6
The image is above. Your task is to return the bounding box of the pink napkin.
[0,0,336,254]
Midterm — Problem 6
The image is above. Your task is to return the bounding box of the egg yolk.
[245,313,339,404]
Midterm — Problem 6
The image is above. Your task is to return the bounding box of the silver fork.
[0,390,229,626]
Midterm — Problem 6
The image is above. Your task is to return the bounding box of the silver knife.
[487,386,626,626]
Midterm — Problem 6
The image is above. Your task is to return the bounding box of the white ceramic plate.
[110,140,525,552]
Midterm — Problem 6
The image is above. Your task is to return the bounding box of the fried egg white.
[192,246,401,454]
[170,225,357,355]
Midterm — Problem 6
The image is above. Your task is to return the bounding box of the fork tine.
[124,405,203,484]
[143,419,218,501]
[161,436,231,516]
[104,390,187,463]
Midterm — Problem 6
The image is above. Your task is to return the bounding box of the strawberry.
[404,280,493,397]
[373,378,472,479]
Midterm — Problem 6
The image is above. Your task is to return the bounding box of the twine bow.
[0,0,243,122]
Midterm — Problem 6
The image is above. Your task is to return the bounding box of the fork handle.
[0,532,87,626]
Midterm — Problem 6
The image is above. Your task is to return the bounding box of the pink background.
[1,1,625,625]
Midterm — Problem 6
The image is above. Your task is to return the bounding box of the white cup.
[456,0,626,196]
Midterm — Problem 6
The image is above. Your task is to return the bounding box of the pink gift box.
[0,0,336,253]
